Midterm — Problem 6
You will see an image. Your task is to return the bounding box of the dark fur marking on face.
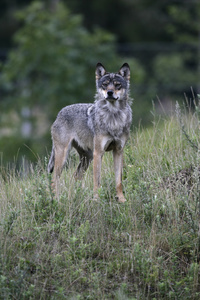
[98,74,127,89]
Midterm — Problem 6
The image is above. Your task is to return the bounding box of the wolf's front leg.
[93,149,103,199]
[93,137,105,199]
[113,149,126,203]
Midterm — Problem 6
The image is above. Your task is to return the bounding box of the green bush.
[0,1,146,164]
[1,1,117,115]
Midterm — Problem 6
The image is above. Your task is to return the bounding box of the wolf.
[48,63,132,202]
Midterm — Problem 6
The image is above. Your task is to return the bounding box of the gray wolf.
[48,63,132,202]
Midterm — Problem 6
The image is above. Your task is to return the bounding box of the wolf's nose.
[107,90,113,97]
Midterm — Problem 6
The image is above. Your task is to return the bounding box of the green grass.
[1,111,200,299]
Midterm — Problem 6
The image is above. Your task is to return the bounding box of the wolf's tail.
[48,146,55,173]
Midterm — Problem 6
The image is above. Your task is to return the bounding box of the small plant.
[175,94,200,151]
[1,105,200,298]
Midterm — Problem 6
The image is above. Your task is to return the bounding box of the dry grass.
[0,110,200,299]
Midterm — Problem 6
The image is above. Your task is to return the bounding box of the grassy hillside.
[0,107,200,299]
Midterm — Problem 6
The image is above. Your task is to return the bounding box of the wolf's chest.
[97,108,127,136]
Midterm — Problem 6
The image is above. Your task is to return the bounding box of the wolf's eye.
[102,81,108,90]
[115,83,121,90]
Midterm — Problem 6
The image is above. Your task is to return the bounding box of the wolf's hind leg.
[74,145,93,180]
[52,140,72,196]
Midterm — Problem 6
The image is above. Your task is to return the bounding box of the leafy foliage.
[153,53,198,93]
[0,0,199,166]
[0,1,143,163]
[1,1,117,116]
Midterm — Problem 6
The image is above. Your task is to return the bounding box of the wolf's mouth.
[106,96,119,101]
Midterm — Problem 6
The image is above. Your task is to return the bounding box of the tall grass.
[0,104,200,299]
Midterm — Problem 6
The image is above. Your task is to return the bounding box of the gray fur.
[48,63,132,200]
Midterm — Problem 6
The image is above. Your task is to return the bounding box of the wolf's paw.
[93,192,99,201]
[117,195,127,203]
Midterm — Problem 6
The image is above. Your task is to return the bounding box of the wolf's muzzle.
[106,90,118,101]
[107,90,114,97]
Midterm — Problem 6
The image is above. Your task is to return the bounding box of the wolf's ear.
[119,63,130,80]
[96,63,106,79]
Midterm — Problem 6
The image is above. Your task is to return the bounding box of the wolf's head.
[95,63,130,103]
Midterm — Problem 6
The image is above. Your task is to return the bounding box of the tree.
[0,1,117,162]
[0,1,146,163]
[1,1,119,114]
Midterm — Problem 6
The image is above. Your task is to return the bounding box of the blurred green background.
[0,0,199,165]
